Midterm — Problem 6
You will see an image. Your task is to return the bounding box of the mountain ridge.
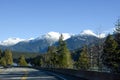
[0,30,106,53]
[0,30,106,46]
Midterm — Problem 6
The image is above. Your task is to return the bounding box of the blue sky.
[0,0,120,41]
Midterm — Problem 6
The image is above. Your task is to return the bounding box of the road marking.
[0,76,55,79]
[0,68,3,73]
[46,71,67,80]
[21,69,28,80]
[0,69,2,73]
[23,76,55,79]
[0,77,25,79]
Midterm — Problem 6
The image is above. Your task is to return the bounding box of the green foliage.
[75,46,90,70]
[18,55,28,66]
[12,51,40,59]
[0,49,2,58]
[31,55,43,67]
[115,19,120,33]
[45,46,58,68]
[104,35,117,52]
[58,34,73,68]
[101,19,120,73]
[102,35,119,72]
[3,49,13,65]
[0,57,6,66]
[114,19,120,47]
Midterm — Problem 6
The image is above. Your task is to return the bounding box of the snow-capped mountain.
[81,30,97,36]
[0,38,34,46]
[37,31,72,41]
[80,30,106,38]
[0,38,25,46]
[0,30,105,46]
[0,30,106,53]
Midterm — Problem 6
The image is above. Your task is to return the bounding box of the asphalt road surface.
[0,67,84,80]
[0,67,63,80]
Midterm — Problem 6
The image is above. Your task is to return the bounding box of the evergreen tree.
[102,35,119,72]
[114,19,120,45]
[112,19,120,72]
[3,49,13,65]
[0,57,6,66]
[31,56,43,67]
[76,46,90,70]
[39,57,43,67]
[0,49,2,58]
[18,55,28,66]
[46,46,58,68]
[58,34,73,68]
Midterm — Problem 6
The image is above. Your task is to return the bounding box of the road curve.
[0,67,66,80]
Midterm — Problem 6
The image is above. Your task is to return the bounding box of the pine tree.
[58,34,73,68]
[115,19,120,33]
[112,19,120,72]
[39,57,43,67]
[0,57,6,66]
[18,55,28,66]
[76,46,90,70]
[0,49,2,58]
[31,56,43,67]
[102,35,119,72]
[114,19,120,45]
[3,49,13,65]
[46,46,58,68]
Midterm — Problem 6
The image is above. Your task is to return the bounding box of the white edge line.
[46,71,67,80]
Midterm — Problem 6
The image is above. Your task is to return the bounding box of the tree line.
[0,49,28,66]
[31,34,91,70]
[30,19,120,73]
[31,35,73,68]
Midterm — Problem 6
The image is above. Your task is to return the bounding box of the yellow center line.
[0,69,3,73]
[21,69,28,80]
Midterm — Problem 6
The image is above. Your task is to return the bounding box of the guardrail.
[35,67,120,80]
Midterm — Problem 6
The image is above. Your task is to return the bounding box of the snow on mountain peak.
[81,30,97,36]
[44,32,60,40]
[43,31,71,40]
[80,29,106,38]
[0,37,34,46]
[62,33,71,40]
[0,38,25,46]
[0,30,106,46]
[98,33,106,38]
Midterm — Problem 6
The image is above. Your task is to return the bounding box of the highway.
[0,67,83,80]
[0,67,67,80]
